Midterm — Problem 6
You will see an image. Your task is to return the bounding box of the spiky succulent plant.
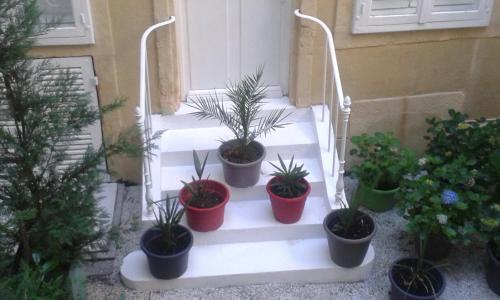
[269,155,309,198]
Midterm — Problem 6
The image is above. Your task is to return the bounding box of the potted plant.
[398,155,486,261]
[140,195,193,279]
[388,239,446,299]
[477,150,500,295]
[349,132,417,212]
[187,67,290,187]
[179,150,230,232]
[323,200,377,268]
[266,155,311,224]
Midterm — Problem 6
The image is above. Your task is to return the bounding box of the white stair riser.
[160,181,327,202]
[161,143,319,167]
[156,107,311,130]
[189,224,325,245]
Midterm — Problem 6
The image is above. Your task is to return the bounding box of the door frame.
[174,0,293,101]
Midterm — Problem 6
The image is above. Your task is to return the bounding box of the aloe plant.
[269,155,309,198]
[181,150,220,208]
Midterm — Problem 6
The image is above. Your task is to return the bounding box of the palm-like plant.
[269,155,309,198]
[187,67,290,162]
[151,195,185,252]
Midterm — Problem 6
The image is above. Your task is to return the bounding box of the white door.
[178,0,292,100]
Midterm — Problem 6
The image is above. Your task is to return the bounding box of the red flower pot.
[179,179,230,232]
[266,177,311,224]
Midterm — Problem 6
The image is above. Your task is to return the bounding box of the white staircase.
[120,97,375,290]
[121,10,375,290]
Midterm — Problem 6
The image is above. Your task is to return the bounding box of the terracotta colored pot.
[266,177,311,224]
[179,179,230,232]
[140,226,193,279]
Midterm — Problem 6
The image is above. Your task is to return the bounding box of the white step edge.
[120,239,375,290]
[160,158,325,200]
[181,196,330,245]
[310,105,345,210]
[186,86,283,102]
[159,121,317,158]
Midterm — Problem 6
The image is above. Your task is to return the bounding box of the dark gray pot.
[323,209,376,268]
[218,140,266,188]
[487,242,500,296]
[389,257,446,300]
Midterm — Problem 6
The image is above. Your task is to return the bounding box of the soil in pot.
[389,257,445,300]
[415,233,452,261]
[141,226,193,279]
[220,140,263,163]
[180,180,230,232]
[352,180,399,213]
[266,177,311,224]
[326,210,375,239]
[323,209,376,268]
[218,140,266,188]
[487,242,500,296]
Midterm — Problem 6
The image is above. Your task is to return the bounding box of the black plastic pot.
[323,209,376,268]
[389,257,446,300]
[218,139,265,188]
[140,226,193,279]
[415,233,452,261]
[487,242,500,296]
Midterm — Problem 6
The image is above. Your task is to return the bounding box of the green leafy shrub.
[269,154,309,198]
[398,155,488,245]
[425,109,500,191]
[350,132,417,190]
[0,1,153,297]
[477,150,500,257]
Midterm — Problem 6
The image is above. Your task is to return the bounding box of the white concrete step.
[160,121,319,166]
[121,239,375,290]
[151,97,311,130]
[160,158,325,201]
[179,196,329,245]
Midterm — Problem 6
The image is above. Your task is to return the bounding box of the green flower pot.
[352,181,399,212]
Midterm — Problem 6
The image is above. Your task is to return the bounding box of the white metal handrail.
[294,9,351,206]
[136,16,176,211]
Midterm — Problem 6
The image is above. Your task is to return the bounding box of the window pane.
[432,0,480,12]
[38,0,75,26]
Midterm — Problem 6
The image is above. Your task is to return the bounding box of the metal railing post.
[138,16,176,213]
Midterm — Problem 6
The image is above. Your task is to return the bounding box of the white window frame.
[352,0,494,34]
[36,0,95,46]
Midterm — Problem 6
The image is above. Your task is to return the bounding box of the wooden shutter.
[352,0,494,33]
[0,56,103,169]
[421,0,493,24]
[353,0,420,31]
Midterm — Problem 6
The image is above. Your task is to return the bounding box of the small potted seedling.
[389,239,446,299]
[187,67,290,187]
[179,150,230,232]
[140,195,193,279]
[266,155,310,224]
[323,200,376,268]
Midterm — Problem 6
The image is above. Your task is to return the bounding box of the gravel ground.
[87,177,499,299]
